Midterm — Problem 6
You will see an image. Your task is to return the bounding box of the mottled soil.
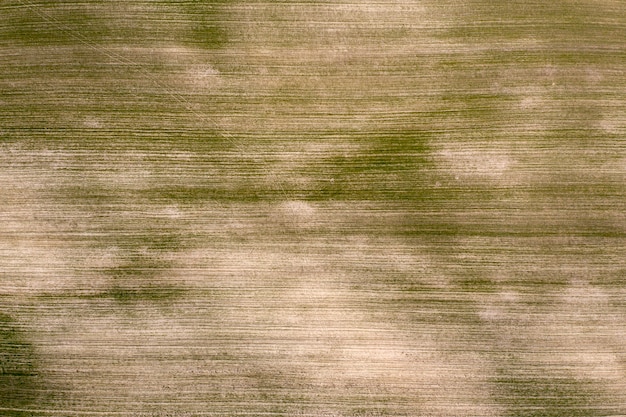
[1,1,625,416]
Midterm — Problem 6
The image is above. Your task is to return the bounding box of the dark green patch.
[104,257,172,280]
[456,274,496,292]
[141,185,266,204]
[0,2,111,46]
[0,313,41,415]
[442,0,623,46]
[0,1,233,49]
[302,130,437,202]
[0,314,36,376]
[99,252,185,304]
[101,285,184,304]
[493,374,611,417]
[182,1,230,49]
[349,407,394,417]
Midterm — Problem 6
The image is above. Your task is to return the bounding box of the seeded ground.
[1,1,625,416]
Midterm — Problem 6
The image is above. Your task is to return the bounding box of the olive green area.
[298,130,435,202]
[181,0,231,49]
[0,0,231,48]
[0,313,43,416]
[494,375,607,417]
[97,284,184,305]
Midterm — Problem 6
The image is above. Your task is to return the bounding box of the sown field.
[1,1,626,416]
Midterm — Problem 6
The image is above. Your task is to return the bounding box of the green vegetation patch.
[0,313,41,414]
[302,129,437,202]
[181,0,231,49]
[493,374,611,417]
[100,284,184,304]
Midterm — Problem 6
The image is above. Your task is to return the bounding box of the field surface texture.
[1,1,626,416]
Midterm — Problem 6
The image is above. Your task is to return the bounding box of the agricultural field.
[1,0,625,416]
